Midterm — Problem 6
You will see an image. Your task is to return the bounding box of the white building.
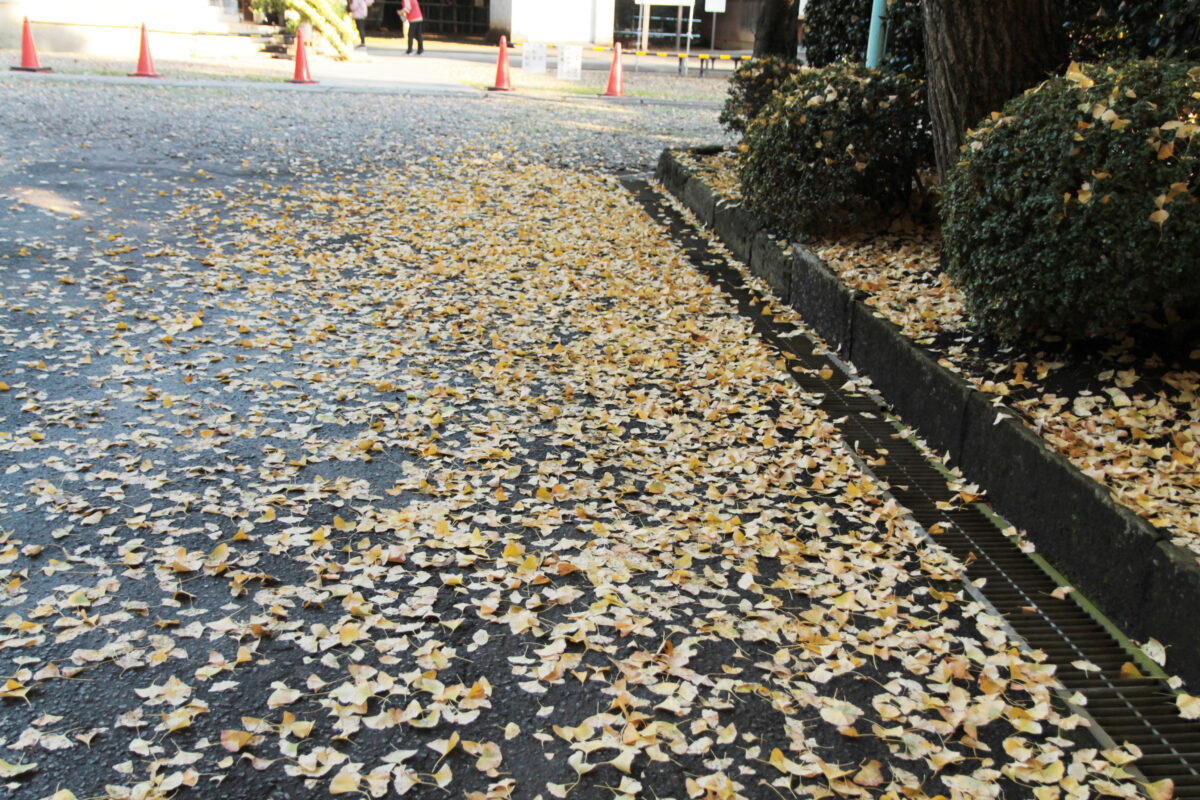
[489,0,616,46]
[1,0,764,54]
[0,0,255,58]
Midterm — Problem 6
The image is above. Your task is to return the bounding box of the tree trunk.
[753,0,799,58]
[922,0,1068,180]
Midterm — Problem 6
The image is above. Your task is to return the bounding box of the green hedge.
[719,57,805,134]
[739,63,932,234]
[800,1,1198,78]
[942,60,1200,341]
[803,0,925,81]
[1064,0,1200,61]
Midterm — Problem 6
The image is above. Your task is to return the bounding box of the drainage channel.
[623,176,1200,796]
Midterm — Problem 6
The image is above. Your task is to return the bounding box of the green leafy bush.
[803,0,925,81]
[1115,0,1200,60]
[942,60,1200,341]
[1064,0,1200,61]
[738,63,932,234]
[1063,0,1131,60]
[719,57,804,134]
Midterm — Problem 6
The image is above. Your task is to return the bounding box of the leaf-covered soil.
[683,150,1200,562]
[0,79,1170,799]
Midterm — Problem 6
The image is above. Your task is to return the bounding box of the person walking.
[348,0,373,49]
[403,0,424,55]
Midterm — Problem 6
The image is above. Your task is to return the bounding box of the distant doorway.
[379,0,490,36]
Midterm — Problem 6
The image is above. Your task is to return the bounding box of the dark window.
[380,0,490,36]
[613,0,712,48]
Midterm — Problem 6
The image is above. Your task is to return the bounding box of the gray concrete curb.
[657,146,1200,688]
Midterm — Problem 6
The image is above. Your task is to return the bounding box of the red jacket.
[404,0,423,22]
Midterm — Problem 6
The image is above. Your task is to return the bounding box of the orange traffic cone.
[12,17,51,72]
[289,29,317,84]
[129,23,160,78]
[489,35,512,92]
[602,43,624,97]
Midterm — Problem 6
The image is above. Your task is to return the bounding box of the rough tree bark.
[753,0,799,59]
[922,0,1068,180]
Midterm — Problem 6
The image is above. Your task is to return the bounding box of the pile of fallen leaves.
[681,150,1200,562]
[0,147,1171,800]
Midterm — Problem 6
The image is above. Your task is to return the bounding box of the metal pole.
[640,2,650,52]
[685,1,694,57]
[865,0,886,67]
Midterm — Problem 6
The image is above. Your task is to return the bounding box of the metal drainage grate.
[625,177,1200,796]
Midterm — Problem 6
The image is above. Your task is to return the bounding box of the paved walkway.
[0,63,1155,800]
[1,36,740,100]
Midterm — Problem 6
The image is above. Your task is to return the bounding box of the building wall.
[490,0,614,45]
[1,0,250,58]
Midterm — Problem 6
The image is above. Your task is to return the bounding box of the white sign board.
[523,43,546,74]
[556,45,582,81]
[705,0,726,11]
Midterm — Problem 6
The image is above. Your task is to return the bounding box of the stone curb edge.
[656,146,1200,688]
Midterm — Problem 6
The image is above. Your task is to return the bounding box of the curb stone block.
[1146,542,1200,666]
[713,202,759,265]
[959,391,1161,626]
[654,148,691,193]
[656,147,1200,688]
[682,176,716,229]
[848,304,972,459]
[788,249,856,353]
[750,230,790,300]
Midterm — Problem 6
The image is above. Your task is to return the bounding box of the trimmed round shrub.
[719,57,804,134]
[942,60,1200,341]
[1064,0,1200,61]
[804,0,925,81]
[738,63,932,234]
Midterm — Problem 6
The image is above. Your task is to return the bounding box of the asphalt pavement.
[0,53,1158,800]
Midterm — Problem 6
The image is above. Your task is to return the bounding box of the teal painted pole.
[865,0,887,67]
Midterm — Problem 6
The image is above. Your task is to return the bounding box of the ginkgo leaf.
[428,731,460,758]
[1142,638,1167,666]
[1120,662,1145,679]
[1145,778,1175,800]
[609,748,635,774]
[268,686,301,709]
[853,760,884,786]
[475,741,502,772]
[220,730,254,752]
[338,623,361,646]
[393,769,419,796]
[820,700,863,727]
[329,767,360,794]
[0,758,37,778]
